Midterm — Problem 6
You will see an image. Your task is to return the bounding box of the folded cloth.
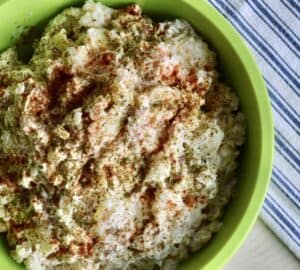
[208,0,300,259]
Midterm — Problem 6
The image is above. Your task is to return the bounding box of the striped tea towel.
[208,0,300,259]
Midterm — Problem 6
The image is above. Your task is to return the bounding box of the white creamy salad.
[0,1,245,269]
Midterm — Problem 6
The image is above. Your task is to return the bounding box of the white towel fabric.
[208,0,300,259]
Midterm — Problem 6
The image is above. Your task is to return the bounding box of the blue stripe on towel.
[272,167,300,209]
[262,204,300,247]
[247,0,300,57]
[265,196,300,242]
[210,0,300,96]
[281,0,300,20]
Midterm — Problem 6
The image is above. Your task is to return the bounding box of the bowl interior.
[0,0,273,269]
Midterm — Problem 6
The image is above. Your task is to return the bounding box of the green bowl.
[0,0,274,269]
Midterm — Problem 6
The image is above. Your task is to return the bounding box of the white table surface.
[224,218,299,270]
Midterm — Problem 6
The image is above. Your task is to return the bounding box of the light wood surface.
[224,219,299,270]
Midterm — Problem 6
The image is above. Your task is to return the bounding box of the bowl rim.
[180,0,274,269]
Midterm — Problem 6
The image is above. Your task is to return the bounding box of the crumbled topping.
[0,1,245,270]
